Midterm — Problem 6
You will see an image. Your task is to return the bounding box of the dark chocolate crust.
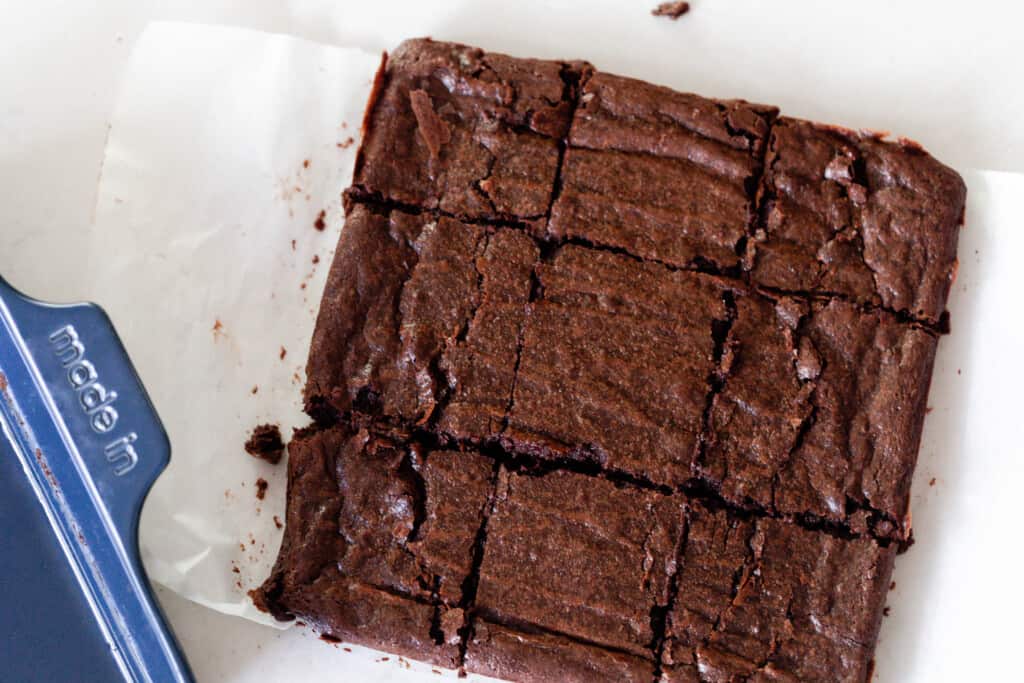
[257,36,966,682]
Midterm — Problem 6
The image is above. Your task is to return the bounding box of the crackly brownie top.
[352,38,588,221]
[751,117,966,323]
[700,295,937,539]
[475,468,683,657]
[548,71,777,272]
[265,35,968,681]
[257,425,493,608]
[662,504,895,683]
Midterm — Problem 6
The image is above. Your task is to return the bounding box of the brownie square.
[474,469,683,658]
[499,246,729,484]
[253,425,493,665]
[750,117,966,323]
[351,38,585,222]
[700,296,937,540]
[548,72,776,271]
[304,202,488,425]
[465,620,654,683]
[661,503,896,683]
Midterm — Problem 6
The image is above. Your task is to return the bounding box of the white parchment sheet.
[77,21,1024,682]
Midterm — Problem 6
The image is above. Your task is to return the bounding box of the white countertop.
[3,2,1022,681]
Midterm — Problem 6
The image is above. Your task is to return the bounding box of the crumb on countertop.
[244,424,285,465]
[255,477,268,500]
[652,1,690,19]
[314,209,327,231]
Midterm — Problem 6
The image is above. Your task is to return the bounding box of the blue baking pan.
[0,277,193,682]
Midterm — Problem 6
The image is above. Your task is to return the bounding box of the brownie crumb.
[244,424,285,465]
[279,346,287,360]
[212,319,224,339]
[0,372,8,391]
[303,159,310,169]
[343,647,352,653]
[232,566,240,574]
[314,210,327,231]
[255,478,268,500]
[321,633,342,644]
[890,581,897,590]
[273,515,283,529]
[312,254,320,264]
[251,385,259,395]
[408,89,451,160]
[883,606,891,617]
[291,239,297,251]
[652,1,690,19]
[337,136,355,149]
[929,477,937,487]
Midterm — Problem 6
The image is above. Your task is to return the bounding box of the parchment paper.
[80,20,1024,681]
[91,21,378,625]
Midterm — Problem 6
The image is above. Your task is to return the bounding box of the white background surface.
[3,1,1024,681]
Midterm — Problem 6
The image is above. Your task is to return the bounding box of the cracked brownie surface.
[255,37,965,683]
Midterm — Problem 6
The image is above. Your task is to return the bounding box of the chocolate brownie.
[499,246,729,484]
[256,37,966,681]
[253,425,493,666]
[750,117,966,324]
[549,72,776,271]
[350,38,588,223]
[474,469,683,657]
[304,203,487,425]
[699,296,937,540]
[661,503,896,683]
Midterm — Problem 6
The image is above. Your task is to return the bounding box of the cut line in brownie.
[350,38,590,224]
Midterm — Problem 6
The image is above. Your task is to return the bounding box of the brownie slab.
[261,36,966,682]
[474,469,683,657]
[750,117,966,323]
[661,503,896,683]
[700,296,937,540]
[252,425,493,665]
[548,72,776,271]
[351,38,585,222]
[304,202,487,425]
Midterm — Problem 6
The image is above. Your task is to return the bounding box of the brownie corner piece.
[254,424,494,666]
[549,70,777,271]
[750,116,966,323]
[352,37,586,221]
[661,506,895,683]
